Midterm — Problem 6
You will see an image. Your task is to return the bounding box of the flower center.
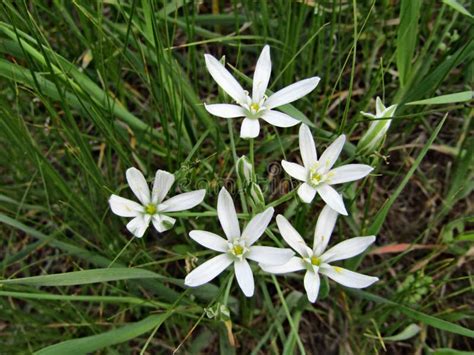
[308,164,333,187]
[233,245,244,255]
[144,203,157,215]
[228,239,248,259]
[310,256,321,266]
[250,103,260,112]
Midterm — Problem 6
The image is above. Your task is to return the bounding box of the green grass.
[0,0,473,353]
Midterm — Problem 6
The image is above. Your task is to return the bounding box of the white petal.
[189,230,228,252]
[375,97,385,116]
[316,184,347,215]
[276,215,311,257]
[260,256,305,274]
[126,168,151,205]
[265,77,320,109]
[109,195,143,217]
[241,207,274,245]
[321,236,376,263]
[252,45,272,102]
[318,135,345,173]
[184,254,233,287]
[126,214,151,238]
[240,118,260,139]
[281,160,307,181]
[204,54,246,103]
[234,259,254,297]
[159,190,205,212]
[151,170,175,204]
[204,104,246,118]
[151,214,176,233]
[304,270,321,303]
[217,187,240,240]
[319,264,378,288]
[246,246,294,265]
[261,110,300,127]
[299,124,317,168]
[297,183,317,203]
[329,164,373,185]
[313,205,339,255]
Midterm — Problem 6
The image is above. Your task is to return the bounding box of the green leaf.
[0,268,166,286]
[396,0,422,87]
[35,313,172,354]
[352,290,474,338]
[442,0,473,18]
[406,91,473,105]
[383,324,421,341]
[368,114,447,235]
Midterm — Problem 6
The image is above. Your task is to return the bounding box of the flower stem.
[267,189,297,208]
[108,238,134,268]
[227,118,248,213]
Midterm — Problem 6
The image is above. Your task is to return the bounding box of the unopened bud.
[236,155,254,184]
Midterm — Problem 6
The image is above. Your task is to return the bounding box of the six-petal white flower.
[184,187,294,297]
[281,124,373,215]
[260,205,378,303]
[109,168,206,238]
[204,45,320,139]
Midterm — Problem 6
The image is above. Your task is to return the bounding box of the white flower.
[260,206,378,303]
[282,124,373,215]
[109,168,206,238]
[204,45,320,139]
[357,97,397,155]
[184,187,294,297]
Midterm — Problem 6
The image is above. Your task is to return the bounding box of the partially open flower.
[109,168,206,237]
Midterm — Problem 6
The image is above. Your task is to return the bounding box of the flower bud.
[249,182,265,210]
[357,97,397,156]
[236,155,254,184]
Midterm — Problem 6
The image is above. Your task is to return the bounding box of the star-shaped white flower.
[204,45,320,139]
[109,168,206,238]
[260,205,378,303]
[282,124,373,215]
[184,187,294,297]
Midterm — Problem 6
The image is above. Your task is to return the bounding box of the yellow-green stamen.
[233,245,244,255]
[145,203,157,215]
[310,256,321,266]
[250,103,260,112]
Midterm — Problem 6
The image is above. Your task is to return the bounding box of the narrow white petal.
[304,270,321,303]
[329,164,373,185]
[217,187,240,240]
[151,170,175,204]
[297,183,317,203]
[184,254,233,287]
[318,135,345,173]
[319,264,378,288]
[241,207,274,245]
[126,215,150,238]
[151,215,176,233]
[299,124,317,168]
[109,195,143,217]
[159,190,206,212]
[189,230,228,252]
[260,256,305,274]
[126,168,151,205]
[321,236,376,263]
[265,77,320,109]
[375,97,385,116]
[316,184,347,215]
[246,246,294,265]
[276,215,310,257]
[261,110,300,128]
[234,259,254,297]
[252,45,272,102]
[313,205,339,255]
[240,118,260,139]
[204,104,246,118]
[281,160,307,181]
[204,54,246,103]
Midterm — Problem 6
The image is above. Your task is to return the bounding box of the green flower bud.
[249,182,265,210]
[236,155,254,184]
[357,97,397,156]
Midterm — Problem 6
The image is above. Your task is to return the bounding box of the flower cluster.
[109,45,389,303]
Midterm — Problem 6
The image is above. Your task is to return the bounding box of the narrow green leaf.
[0,268,166,286]
[383,324,421,341]
[406,91,473,105]
[442,0,473,18]
[35,313,172,355]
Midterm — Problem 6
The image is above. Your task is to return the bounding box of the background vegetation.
[0,0,472,353]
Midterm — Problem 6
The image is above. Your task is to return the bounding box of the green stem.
[108,238,134,268]
[267,189,297,208]
[222,272,235,306]
[227,118,248,213]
